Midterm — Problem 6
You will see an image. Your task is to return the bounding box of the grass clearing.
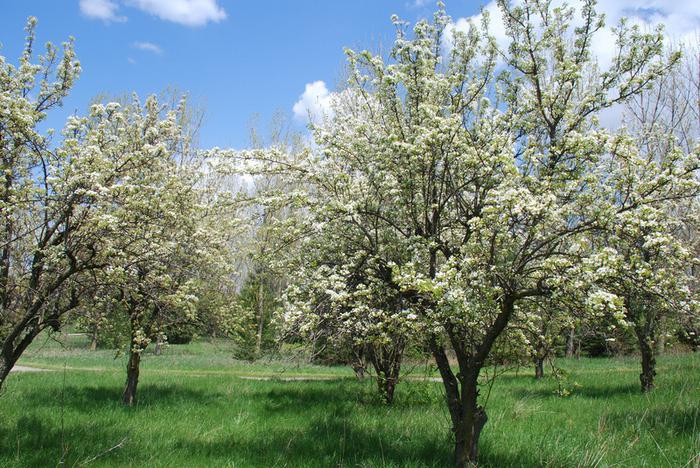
[0,335,698,467]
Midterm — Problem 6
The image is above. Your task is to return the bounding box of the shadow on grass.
[607,406,700,435]
[19,383,226,410]
[513,382,639,400]
[0,415,130,467]
[173,416,553,467]
[173,417,452,467]
[5,380,571,467]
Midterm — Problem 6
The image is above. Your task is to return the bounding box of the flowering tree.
[283,220,419,404]
[0,21,235,399]
[228,2,699,464]
[613,40,700,390]
[0,18,86,390]
[69,95,235,406]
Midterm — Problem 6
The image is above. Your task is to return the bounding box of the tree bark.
[0,355,11,393]
[638,333,656,393]
[352,363,366,379]
[89,327,98,351]
[454,375,488,466]
[565,327,575,358]
[430,339,487,467]
[351,347,367,380]
[122,347,141,406]
[255,279,264,358]
[656,317,666,355]
[0,324,41,394]
[368,342,403,404]
[534,356,544,379]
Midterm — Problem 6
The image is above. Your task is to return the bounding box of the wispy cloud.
[132,41,163,54]
[80,0,226,27]
[79,0,126,22]
[126,0,226,27]
[408,0,433,8]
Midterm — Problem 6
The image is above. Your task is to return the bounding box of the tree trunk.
[154,337,162,356]
[122,348,141,406]
[0,356,11,393]
[565,327,575,358]
[575,338,581,360]
[375,370,398,404]
[454,378,488,467]
[638,333,656,393]
[430,340,487,467]
[368,343,403,405]
[534,356,544,379]
[0,325,41,394]
[656,317,666,355]
[352,363,366,379]
[255,280,264,358]
[89,327,98,351]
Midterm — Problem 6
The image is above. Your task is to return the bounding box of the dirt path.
[10,365,50,373]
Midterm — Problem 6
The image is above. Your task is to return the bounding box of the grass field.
[1,334,698,467]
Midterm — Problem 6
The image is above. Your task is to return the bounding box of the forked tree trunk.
[375,370,398,404]
[368,342,403,404]
[427,297,515,467]
[431,341,487,467]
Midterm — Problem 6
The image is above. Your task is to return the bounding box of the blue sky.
[2,1,698,149]
[1,1,481,149]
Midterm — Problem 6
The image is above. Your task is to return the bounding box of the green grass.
[1,335,698,467]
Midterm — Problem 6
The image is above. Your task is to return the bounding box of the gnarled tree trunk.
[430,340,488,467]
[426,296,516,467]
[122,346,141,406]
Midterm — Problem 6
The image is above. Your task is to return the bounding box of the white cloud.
[81,0,226,26]
[79,0,126,22]
[126,0,226,27]
[132,41,163,54]
[292,81,335,123]
[445,1,508,52]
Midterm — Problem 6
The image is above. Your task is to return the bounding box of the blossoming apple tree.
[224,1,699,465]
